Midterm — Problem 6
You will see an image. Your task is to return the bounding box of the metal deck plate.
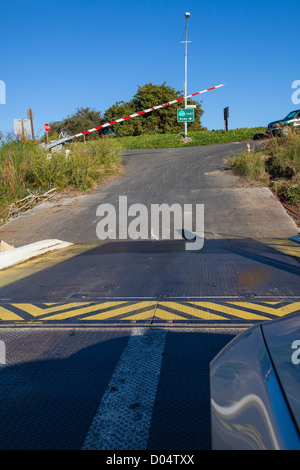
[0,326,242,450]
[0,238,299,325]
[0,237,298,449]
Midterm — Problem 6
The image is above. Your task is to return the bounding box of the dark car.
[267,110,300,136]
[210,312,300,449]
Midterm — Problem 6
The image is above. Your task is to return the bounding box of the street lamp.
[183,12,191,138]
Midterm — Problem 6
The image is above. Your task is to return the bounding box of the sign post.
[224,107,229,132]
[44,123,50,143]
[181,12,191,138]
[27,108,35,141]
[14,119,31,140]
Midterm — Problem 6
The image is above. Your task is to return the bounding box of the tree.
[43,83,206,142]
[102,100,137,138]
[46,107,104,141]
[103,82,205,137]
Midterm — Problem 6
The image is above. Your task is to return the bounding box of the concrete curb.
[0,239,73,270]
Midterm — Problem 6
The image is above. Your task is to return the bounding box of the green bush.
[278,184,300,202]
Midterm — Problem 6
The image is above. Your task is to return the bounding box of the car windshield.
[284,111,297,120]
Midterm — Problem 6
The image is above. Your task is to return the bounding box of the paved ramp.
[0,143,298,248]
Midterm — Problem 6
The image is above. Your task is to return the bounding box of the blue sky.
[1,0,299,138]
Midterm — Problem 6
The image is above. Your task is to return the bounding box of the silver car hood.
[262,312,300,434]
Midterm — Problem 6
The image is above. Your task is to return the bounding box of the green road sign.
[177,108,194,122]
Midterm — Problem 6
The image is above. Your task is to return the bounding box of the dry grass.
[0,137,123,224]
[230,129,300,215]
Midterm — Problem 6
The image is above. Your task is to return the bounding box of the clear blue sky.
[1,0,299,138]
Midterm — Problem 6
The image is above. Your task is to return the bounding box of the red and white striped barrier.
[46,83,224,148]
[73,83,224,139]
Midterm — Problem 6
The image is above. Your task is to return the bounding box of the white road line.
[81,328,167,450]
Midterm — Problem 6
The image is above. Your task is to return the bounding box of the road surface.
[0,141,297,247]
[0,141,299,451]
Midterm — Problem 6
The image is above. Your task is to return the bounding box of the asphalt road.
[0,141,298,247]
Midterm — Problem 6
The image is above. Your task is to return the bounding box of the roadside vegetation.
[114,127,266,149]
[230,129,300,218]
[0,137,122,224]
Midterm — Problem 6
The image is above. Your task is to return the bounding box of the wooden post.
[224,117,228,132]
[27,108,35,141]
[21,119,25,141]
[224,107,229,133]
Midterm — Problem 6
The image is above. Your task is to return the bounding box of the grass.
[230,129,300,214]
[114,127,267,149]
[0,137,122,224]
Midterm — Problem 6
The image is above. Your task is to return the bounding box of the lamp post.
[184,12,190,138]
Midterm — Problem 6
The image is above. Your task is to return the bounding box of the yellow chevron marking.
[11,302,94,317]
[123,310,156,320]
[189,302,271,320]
[1,300,299,323]
[153,309,186,320]
[258,238,300,259]
[39,301,129,321]
[158,302,226,320]
[82,302,157,321]
[0,306,23,321]
[226,301,300,317]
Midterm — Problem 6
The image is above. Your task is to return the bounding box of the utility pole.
[182,12,191,138]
